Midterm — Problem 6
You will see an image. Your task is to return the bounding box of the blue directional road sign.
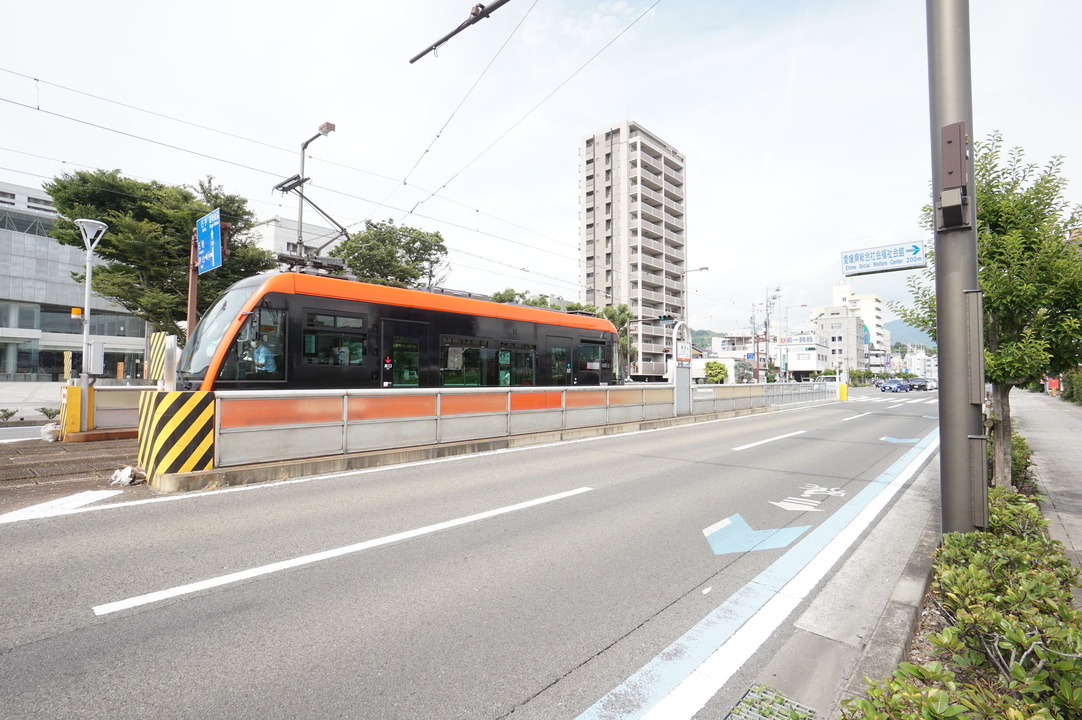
[702,513,809,555]
[196,208,222,275]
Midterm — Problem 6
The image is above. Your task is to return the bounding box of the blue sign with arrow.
[702,513,810,555]
[196,208,222,275]
[840,240,926,277]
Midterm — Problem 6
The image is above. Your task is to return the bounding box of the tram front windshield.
[177,285,258,380]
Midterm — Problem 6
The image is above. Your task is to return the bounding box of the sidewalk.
[0,381,66,423]
[1009,388,1082,607]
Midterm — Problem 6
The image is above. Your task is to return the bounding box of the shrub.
[35,406,61,420]
[841,486,1082,720]
[0,408,15,424]
[1063,367,1082,405]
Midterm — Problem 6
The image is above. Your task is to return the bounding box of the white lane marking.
[92,486,593,616]
[0,490,123,524]
[888,403,907,408]
[732,431,805,451]
[842,412,872,422]
[625,432,941,720]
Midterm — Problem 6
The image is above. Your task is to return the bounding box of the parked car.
[927,377,939,390]
[881,378,911,392]
[908,377,929,391]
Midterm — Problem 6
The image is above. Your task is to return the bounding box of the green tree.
[489,288,524,304]
[893,133,1082,487]
[46,170,275,339]
[599,304,634,379]
[330,219,448,288]
[691,329,727,347]
[703,360,728,384]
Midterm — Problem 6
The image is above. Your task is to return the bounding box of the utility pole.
[927,0,988,532]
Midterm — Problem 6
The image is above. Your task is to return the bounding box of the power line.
[405,0,665,216]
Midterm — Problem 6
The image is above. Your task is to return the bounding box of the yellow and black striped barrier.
[147,332,169,381]
[138,391,215,482]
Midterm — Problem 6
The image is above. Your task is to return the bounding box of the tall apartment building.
[579,121,687,380]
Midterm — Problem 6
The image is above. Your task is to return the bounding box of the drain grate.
[725,685,819,720]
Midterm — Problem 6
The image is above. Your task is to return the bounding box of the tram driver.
[252,335,277,374]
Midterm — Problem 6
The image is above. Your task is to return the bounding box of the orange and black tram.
[177,272,618,392]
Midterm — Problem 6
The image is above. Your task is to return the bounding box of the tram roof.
[239,273,617,334]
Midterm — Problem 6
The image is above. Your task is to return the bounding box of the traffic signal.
[658,314,676,322]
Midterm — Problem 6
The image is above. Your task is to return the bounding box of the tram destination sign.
[841,240,926,277]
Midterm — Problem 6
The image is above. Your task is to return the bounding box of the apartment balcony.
[663,163,684,185]
[664,215,685,232]
[634,236,665,255]
[634,150,664,175]
[636,270,662,288]
[633,201,663,224]
[662,244,685,262]
[638,253,663,271]
[635,165,664,191]
[634,185,665,206]
[631,288,666,304]
[636,217,664,239]
[663,180,684,200]
[664,230,685,248]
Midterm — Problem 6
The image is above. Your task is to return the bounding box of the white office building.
[579,121,688,380]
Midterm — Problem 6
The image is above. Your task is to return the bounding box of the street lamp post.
[763,287,780,381]
[673,266,708,377]
[73,218,108,433]
[297,122,336,257]
[784,304,807,380]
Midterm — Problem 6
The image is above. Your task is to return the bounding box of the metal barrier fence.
[211,382,840,469]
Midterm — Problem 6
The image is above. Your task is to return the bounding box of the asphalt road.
[0,387,940,719]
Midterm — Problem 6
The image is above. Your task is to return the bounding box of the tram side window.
[440,338,537,387]
[217,308,286,381]
[440,337,493,386]
[302,312,367,366]
[576,342,610,385]
[500,342,536,386]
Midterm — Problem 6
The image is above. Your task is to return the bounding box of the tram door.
[381,320,428,387]
[546,335,573,386]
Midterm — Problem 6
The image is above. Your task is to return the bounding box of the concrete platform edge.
[152,405,778,493]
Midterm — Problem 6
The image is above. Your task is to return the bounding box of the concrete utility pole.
[926,0,988,532]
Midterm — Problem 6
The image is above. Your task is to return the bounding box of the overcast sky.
[2,1,1079,335]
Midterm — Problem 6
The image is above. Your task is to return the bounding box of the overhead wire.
[404,0,665,217]
[370,0,541,222]
[0,4,677,304]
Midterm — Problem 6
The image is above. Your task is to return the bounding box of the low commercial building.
[0,180,145,381]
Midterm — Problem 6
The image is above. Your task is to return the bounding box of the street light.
[73,218,108,432]
[297,121,335,257]
[668,266,708,378]
[784,304,808,380]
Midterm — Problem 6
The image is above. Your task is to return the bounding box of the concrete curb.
[840,506,940,705]
[153,405,780,493]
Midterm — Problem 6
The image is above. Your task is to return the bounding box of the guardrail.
[213,383,838,469]
[135,382,841,484]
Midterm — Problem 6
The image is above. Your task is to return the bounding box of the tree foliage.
[703,360,728,384]
[330,219,448,288]
[599,304,634,378]
[46,169,275,338]
[891,133,1082,487]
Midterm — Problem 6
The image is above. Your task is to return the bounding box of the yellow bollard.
[839,384,848,401]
